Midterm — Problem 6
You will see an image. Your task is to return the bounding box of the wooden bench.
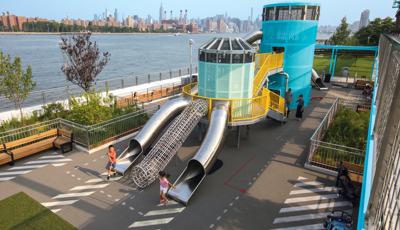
[342,161,363,184]
[53,129,73,153]
[354,80,373,90]
[0,128,73,166]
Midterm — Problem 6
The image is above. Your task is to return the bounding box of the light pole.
[189,39,194,83]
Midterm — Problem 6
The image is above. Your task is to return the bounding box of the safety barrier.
[182,83,285,124]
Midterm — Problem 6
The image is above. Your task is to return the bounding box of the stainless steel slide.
[167,102,228,205]
[311,68,328,90]
[114,97,191,175]
[244,30,263,45]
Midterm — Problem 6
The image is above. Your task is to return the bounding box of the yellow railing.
[182,83,285,124]
[253,53,284,96]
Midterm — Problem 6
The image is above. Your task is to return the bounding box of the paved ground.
[0,85,363,230]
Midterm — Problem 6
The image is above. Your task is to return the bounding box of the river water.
[0,33,242,90]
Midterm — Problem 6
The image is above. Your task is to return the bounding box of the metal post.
[42,92,46,105]
[170,70,172,79]
[135,76,138,85]
[121,79,124,89]
[329,49,335,74]
[236,126,241,149]
[189,39,194,84]
[159,72,162,81]
[148,74,151,83]
[370,50,378,80]
[332,49,338,78]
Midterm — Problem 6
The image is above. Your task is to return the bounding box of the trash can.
[324,73,331,83]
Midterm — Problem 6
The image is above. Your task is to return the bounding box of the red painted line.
[224,155,256,193]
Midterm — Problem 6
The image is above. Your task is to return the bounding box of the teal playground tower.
[260,2,320,108]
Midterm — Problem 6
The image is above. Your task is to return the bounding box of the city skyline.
[0,0,396,26]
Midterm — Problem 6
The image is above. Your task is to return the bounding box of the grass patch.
[0,192,76,230]
[313,54,374,79]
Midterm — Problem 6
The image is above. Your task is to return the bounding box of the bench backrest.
[58,129,73,139]
[4,129,58,149]
[0,144,4,152]
[343,161,364,174]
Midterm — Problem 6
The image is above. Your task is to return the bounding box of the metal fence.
[306,98,367,173]
[0,105,159,151]
[0,66,197,113]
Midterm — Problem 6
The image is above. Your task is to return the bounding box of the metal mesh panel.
[131,99,208,188]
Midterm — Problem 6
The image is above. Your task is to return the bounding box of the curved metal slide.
[167,102,228,205]
[114,97,191,175]
[312,69,328,90]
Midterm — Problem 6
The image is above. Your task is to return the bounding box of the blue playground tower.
[260,2,320,108]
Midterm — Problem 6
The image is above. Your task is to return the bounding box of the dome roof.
[199,37,256,54]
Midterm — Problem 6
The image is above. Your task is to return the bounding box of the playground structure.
[114,2,322,205]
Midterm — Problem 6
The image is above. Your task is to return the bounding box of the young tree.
[329,17,351,45]
[354,17,395,45]
[0,51,36,121]
[60,32,110,92]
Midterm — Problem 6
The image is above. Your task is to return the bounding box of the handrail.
[253,52,284,96]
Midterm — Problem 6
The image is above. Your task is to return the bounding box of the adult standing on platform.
[295,94,304,121]
[285,88,293,117]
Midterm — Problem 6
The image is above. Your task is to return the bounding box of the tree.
[0,51,36,121]
[354,17,395,45]
[59,32,110,92]
[329,17,351,45]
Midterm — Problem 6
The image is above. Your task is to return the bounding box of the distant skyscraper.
[359,9,370,29]
[159,2,164,22]
[114,9,119,22]
[170,10,173,20]
[250,7,253,23]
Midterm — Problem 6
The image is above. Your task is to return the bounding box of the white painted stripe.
[157,200,178,206]
[297,176,308,180]
[51,209,61,213]
[85,178,104,183]
[273,212,332,224]
[0,176,15,181]
[25,158,72,165]
[284,194,338,204]
[128,218,174,228]
[101,172,108,176]
[289,187,337,195]
[8,164,47,170]
[53,191,95,199]
[271,223,324,230]
[41,200,78,207]
[293,181,324,188]
[39,155,65,159]
[0,170,31,176]
[144,207,185,216]
[70,184,109,191]
[52,163,67,167]
[279,201,352,213]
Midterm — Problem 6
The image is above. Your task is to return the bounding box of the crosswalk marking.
[293,181,323,188]
[0,176,15,181]
[128,217,174,228]
[273,212,333,224]
[50,209,61,213]
[156,200,178,207]
[0,170,32,176]
[271,223,324,230]
[8,164,47,170]
[41,200,78,207]
[70,183,109,191]
[284,194,338,204]
[52,163,67,167]
[25,158,72,165]
[39,155,65,159]
[289,187,337,195]
[279,201,352,213]
[297,176,308,180]
[85,178,104,183]
[53,191,95,199]
[144,207,185,217]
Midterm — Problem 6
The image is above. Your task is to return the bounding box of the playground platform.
[0,85,364,230]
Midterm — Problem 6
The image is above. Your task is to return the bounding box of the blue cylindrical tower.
[260,2,320,108]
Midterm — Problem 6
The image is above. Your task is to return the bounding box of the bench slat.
[58,129,72,138]
[5,129,58,149]
[11,137,56,160]
[0,153,12,165]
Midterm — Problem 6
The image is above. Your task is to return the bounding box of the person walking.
[159,171,175,205]
[106,145,117,180]
[295,94,304,121]
[285,88,293,117]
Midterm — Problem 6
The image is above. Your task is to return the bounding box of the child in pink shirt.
[159,171,174,204]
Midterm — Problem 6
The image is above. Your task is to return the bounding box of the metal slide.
[114,97,191,175]
[167,102,228,205]
[244,30,263,45]
[311,69,328,90]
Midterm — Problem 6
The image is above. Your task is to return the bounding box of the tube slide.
[311,69,328,90]
[244,30,263,45]
[167,102,228,205]
[114,97,191,175]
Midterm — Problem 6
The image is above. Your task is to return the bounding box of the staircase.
[253,53,284,96]
[131,99,208,188]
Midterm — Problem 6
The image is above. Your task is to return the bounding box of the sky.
[0,0,397,26]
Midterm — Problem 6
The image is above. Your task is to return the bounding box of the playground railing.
[182,83,285,124]
[253,52,284,96]
[306,98,367,173]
